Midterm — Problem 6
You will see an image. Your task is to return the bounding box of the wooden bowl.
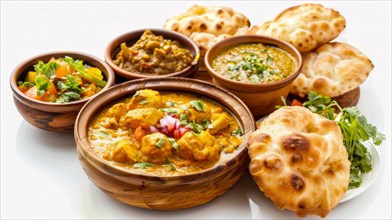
[105,28,200,82]
[10,51,115,132]
[204,35,303,118]
[74,77,255,210]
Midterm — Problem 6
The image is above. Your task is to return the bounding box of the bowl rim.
[104,28,200,79]
[10,51,115,107]
[75,77,255,179]
[204,34,303,88]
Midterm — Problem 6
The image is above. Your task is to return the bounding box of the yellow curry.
[88,89,243,176]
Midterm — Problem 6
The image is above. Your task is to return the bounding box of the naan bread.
[248,3,346,52]
[163,5,250,55]
[290,42,374,98]
[248,106,350,217]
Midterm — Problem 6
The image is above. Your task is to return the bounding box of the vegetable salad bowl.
[10,51,115,132]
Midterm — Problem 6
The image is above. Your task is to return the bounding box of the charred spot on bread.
[282,133,309,151]
[291,173,305,191]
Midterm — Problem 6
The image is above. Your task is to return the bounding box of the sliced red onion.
[149,125,159,133]
[161,126,169,135]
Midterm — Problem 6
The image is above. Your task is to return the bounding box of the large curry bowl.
[75,77,255,210]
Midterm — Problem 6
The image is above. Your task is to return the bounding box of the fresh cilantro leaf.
[190,100,206,112]
[17,81,34,89]
[303,91,340,120]
[65,75,82,93]
[202,118,211,129]
[35,75,50,95]
[64,92,81,99]
[188,121,203,133]
[232,126,243,136]
[34,60,59,78]
[57,81,68,90]
[179,114,188,125]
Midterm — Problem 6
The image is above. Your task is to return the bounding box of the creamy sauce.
[212,43,296,83]
[88,89,243,176]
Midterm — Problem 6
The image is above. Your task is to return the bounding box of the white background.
[1,1,391,219]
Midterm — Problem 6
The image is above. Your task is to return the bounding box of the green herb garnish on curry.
[212,43,296,83]
[17,56,107,103]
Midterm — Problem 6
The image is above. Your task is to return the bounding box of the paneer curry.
[88,89,243,176]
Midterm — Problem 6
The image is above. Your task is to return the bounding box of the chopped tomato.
[24,83,57,102]
[55,65,68,78]
[134,126,146,142]
[47,81,58,96]
[24,86,46,101]
[291,99,303,106]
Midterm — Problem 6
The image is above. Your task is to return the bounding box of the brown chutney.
[113,30,194,75]
[212,43,297,83]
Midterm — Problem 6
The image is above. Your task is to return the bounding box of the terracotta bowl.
[105,28,200,81]
[10,51,115,132]
[205,35,303,118]
[75,77,255,210]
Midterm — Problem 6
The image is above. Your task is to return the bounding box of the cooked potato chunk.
[99,117,118,129]
[119,108,164,130]
[127,89,163,110]
[177,131,221,162]
[140,133,172,164]
[107,103,127,121]
[104,140,139,163]
[209,112,230,134]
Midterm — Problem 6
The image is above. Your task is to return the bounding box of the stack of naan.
[164,4,373,217]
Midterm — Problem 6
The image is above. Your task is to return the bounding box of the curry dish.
[212,43,296,83]
[114,30,194,75]
[88,89,243,176]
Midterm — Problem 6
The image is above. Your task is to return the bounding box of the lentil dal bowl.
[205,35,303,117]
